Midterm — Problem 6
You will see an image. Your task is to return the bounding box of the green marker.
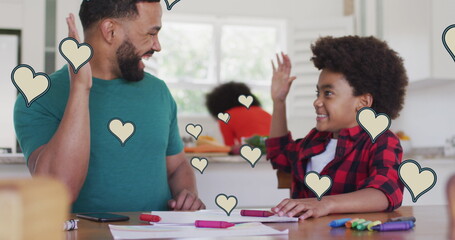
[351,219,366,228]
[356,220,372,231]
[367,220,382,231]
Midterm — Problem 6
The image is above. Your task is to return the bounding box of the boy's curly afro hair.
[310,36,408,119]
[206,82,261,118]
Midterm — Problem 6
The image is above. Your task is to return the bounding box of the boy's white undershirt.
[306,139,338,173]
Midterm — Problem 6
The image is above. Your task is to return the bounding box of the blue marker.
[329,218,352,228]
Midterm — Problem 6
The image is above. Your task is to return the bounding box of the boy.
[267,36,408,219]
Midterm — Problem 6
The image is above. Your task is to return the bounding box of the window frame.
[158,14,288,116]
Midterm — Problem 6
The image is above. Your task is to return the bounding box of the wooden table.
[66,205,449,240]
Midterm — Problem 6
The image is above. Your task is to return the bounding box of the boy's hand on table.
[271,197,333,220]
[168,189,206,211]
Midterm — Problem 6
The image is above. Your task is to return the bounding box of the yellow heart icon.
[442,24,455,61]
[238,95,253,109]
[215,194,238,216]
[357,107,391,143]
[185,123,203,140]
[59,37,93,74]
[164,0,182,10]
[108,118,135,146]
[190,157,208,174]
[399,160,437,202]
[217,112,230,124]
[240,145,262,167]
[304,172,332,200]
[11,65,50,107]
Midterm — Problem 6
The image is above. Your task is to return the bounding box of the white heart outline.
[238,95,254,109]
[11,64,51,108]
[398,159,437,203]
[58,37,93,74]
[356,107,391,143]
[190,157,209,174]
[239,144,262,168]
[304,171,333,201]
[164,0,182,10]
[108,118,136,147]
[215,193,238,216]
[217,112,231,124]
[185,123,203,140]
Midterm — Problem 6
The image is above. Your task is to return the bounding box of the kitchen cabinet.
[382,0,455,82]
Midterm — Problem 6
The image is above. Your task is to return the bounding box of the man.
[14,0,205,212]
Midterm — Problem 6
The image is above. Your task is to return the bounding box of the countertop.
[1,152,454,165]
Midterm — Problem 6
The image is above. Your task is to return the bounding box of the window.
[144,16,286,115]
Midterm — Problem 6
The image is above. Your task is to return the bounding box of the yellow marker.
[367,220,382,231]
[351,219,366,228]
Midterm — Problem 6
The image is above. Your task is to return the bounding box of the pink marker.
[240,210,275,217]
[195,220,235,228]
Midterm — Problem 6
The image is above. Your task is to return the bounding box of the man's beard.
[116,39,145,82]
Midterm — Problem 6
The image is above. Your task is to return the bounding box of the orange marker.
[345,218,359,228]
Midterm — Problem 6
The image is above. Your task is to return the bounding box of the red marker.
[240,210,274,217]
[195,220,235,228]
[139,214,161,222]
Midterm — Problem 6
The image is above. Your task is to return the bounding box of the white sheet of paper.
[150,209,298,224]
[109,222,288,239]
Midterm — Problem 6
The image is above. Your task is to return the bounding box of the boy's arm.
[272,188,388,219]
[270,53,296,138]
[272,131,404,219]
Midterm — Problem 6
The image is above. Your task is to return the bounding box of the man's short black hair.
[205,82,261,118]
[79,0,160,30]
[311,36,408,119]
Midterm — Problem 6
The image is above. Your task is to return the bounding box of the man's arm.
[166,151,205,210]
[28,14,92,202]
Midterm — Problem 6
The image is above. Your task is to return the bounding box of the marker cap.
[329,218,352,228]
[139,214,161,222]
[367,220,382,231]
[351,219,366,228]
[345,218,360,228]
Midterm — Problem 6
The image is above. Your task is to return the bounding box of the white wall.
[0,0,46,153]
[393,81,455,148]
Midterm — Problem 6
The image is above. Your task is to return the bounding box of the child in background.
[206,82,271,147]
[267,36,408,219]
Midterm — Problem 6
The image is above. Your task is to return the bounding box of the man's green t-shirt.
[14,66,183,212]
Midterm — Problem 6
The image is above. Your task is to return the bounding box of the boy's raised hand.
[271,52,296,103]
[66,13,92,90]
[271,197,333,220]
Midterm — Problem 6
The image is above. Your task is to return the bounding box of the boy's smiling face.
[313,69,369,138]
